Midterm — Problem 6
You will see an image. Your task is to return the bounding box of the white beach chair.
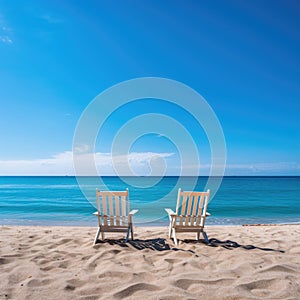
[165,188,211,245]
[93,188,138,245]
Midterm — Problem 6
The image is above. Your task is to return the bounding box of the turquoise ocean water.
[0,176,299,226]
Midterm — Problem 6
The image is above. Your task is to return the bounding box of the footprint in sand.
[27,278,53,287]
[258,264,298,274]
[237,278,288,297]
[174,278,235,292]
[113,283,161,299]
[98,271,129,281]
[0,257,11,265]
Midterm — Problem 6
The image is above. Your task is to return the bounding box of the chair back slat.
[108,194,114,225]
[96,189,129,227]
[121,194,127,225]
[115,196,120,226]
[198,194,205,215]
[175,188,182,214]
[102,194,108,225]
[180,194,188,215]
[175,189,210,227]
[186,195,193,226]
[191,195,199,225]
[186,195,193,215]
[195,215,202,226]
[179,216,183,226]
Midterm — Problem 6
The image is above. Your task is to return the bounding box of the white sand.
[0,224,300,299]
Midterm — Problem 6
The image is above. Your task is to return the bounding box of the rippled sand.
[0,225,299,299]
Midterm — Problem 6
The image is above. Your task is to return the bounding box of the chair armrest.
[206,212,211,216]
[129,209,138,215]
[165,208,176,216]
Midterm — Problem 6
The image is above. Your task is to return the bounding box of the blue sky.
[0,0,299,175]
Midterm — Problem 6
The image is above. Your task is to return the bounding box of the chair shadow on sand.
[95,237,284,253]
[95,238,171,251]
[182,238,285,253]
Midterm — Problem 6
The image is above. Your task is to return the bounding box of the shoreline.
[1,220,300,228]
[1,224,300,299]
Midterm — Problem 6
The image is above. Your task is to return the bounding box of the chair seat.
[100,226,130,232]
[173,226,205,232]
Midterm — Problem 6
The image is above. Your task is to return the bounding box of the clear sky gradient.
[0,0,299,175]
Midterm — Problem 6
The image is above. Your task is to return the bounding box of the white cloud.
[40,14,64,24]
[0,151,298,176]
[0,151,174,176]
[0,17,13,44]
[141,161,300,176]
[0,152,74,176]
[225,162,300,175]
[0,36,12,44]
[74,144,91,154]
[108,152,173,176]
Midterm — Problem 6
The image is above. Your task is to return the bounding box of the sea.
[0,176,299,226]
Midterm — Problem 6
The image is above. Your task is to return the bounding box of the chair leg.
[172,228,178,245]
[94,227,101,245]
[101,230,105,241]
[168,221,172,238]
[125,227,130,242]
[130,225,134,240]
[196,231,200,241]
[202,230,209,244]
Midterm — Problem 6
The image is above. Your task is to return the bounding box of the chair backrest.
[175,188,210,226]
[96,188,129,227]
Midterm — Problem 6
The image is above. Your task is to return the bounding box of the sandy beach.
[0,224,299,300]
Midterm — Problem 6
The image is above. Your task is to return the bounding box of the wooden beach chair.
[165,189,210,245]
[93,188,138,244]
